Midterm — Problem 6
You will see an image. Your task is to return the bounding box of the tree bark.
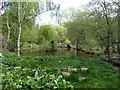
[102,0,111,61]
[0,15,2,53]
[6,13,10,43]
[17,3,21,56]
[117,4,120,54]
[51,41,54,51]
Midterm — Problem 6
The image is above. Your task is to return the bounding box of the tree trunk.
[51,41,54,51]
[103,0,111,61]
[6,13,10,43]
[0,16,2,53]
[76,39,79,50]
[117,5,120,54]
[67,44,71,49]
[17,3,21,56]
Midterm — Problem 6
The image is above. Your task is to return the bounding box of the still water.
[21,48,96,58]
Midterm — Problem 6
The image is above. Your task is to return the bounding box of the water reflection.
[21,48,96,58]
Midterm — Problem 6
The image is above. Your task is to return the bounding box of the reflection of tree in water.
[74,50,79,56]
[76,51,79,56]
[21,48,97,58]
[51,51,55,56]
[67,48,71,51]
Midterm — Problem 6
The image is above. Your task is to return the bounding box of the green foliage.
[64,39,71,45]
[64,11,94,50]
[64,0,119,57]
[38,25,56,45]
[2,70,73,88]
[2,56,75,88]
[2,55,118,88]
[2,2,39,52]
[21,43,39,50]
[54,25,67,43]
[2,0,119,60]
[2,1,60,53]
[21,26,39,44]
[86,0,120,59]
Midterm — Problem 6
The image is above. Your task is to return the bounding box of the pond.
[21,48,96,58]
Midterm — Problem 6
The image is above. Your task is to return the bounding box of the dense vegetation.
[0,0,119,89]
[1,54,118,88]
[1,0,119,61]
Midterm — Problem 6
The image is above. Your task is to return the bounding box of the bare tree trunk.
[0,15,2,53]
[17,3,21,56]
[117,4,120,54]
[6,13,10,43]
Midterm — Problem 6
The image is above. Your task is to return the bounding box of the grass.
[1,55,119,88]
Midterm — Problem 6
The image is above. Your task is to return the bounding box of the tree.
[54,25,67,43]
[17,2,21,56]
[3,0,60,56]
[17,2,39,56]
[87,0,119,61]
[60,7,78,22]
[64,11,93,51]
[21,26,39,44]
[17,1,60,55]
[38,25,56,50]
[2,2,39,54]
[116,2,120,53]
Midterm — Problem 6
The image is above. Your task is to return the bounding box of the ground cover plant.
[1,55,119,88]
[1,0,119,89]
